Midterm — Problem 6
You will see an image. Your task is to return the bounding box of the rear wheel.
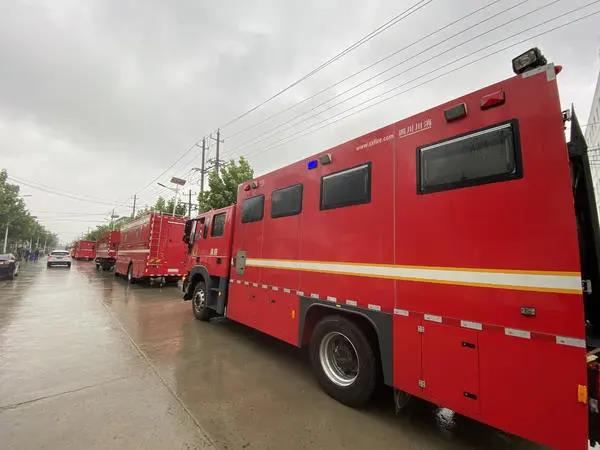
[192,281,212,321]
[309,315,377,407]
[127,264,136,284]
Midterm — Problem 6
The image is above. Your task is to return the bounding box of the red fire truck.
[115,213,188,284]
[71,240,96,261]
[181,49,600,449]
[95,230,120,271]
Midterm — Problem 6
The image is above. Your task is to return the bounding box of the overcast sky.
[1,0,599,244]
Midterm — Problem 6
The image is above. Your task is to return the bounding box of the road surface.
[0,261,544,449]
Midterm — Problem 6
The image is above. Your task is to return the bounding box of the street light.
[157,176,186,216]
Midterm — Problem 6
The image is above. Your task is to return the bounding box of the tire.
[67,263,71,269]
[309,315,377,407]
[95,263,100,271]
[192,281,212,321]
[47,263,51,268]
[8,268,14,280]
[127,264,136,284]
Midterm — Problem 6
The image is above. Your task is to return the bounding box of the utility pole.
[132,194,137,218]
[210,129,224,175]
[188,189,192,218]
[110,208,115,230]
[2,222,8,253]
[201,137,206,193]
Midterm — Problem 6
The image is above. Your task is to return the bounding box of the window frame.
[320,162,372,211]
[241,194,265,223]
[416,119,522,195]
[211,212,226,237]
[271,183,303,219]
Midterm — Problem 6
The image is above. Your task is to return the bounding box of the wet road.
[0,261,545,449]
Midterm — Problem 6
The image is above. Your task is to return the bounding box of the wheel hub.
[193,289,206,311]
[319,331,359,387]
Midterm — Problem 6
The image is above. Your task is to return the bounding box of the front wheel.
[309,315,377,407]
[192,282,212,321]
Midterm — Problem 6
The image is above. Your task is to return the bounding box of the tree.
[0,169,58,253]
[198,157,254,212]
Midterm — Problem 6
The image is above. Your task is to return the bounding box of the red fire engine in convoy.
[95,230,120,271]
[71,240,96,261]
[181,49,600,449]
[115,213,188,284]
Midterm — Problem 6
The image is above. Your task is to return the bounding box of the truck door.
[227,194,265,329]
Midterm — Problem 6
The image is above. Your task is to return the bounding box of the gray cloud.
[1,0,599,241]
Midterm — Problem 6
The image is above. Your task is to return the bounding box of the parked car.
[47,250,72,268]
[0,253,19,280]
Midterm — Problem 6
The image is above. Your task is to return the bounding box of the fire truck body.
[95,230,120,271]
[115,213,188,283]
[182,53,600,449]
[71,240,96,260]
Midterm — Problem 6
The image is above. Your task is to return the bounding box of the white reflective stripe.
[283,288,291,293]
[326,296,337,303]
[394,308,409,316]
[118,249,150,254]
[424,314,442,323]
[505,328,531,339]
[272,286,279,291]
[229,279,234,283]
[252,283,258,287]
[244,258,580,294]
[296,291,304,296]
[167,268,178,273]
[368,304,381,312]
[236,280,241,284]
[346,300,357,307]
[310,293,319,299]
[244,281,249,286]
[461,320,483,331]
[556,336,586,348]
[262,284,268,289]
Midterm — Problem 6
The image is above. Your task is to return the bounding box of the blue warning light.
[307,160,318,170]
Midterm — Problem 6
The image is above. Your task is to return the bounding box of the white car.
[47,250,72,268]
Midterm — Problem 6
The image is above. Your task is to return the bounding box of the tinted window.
[241,195,265,223]
[211,213,226,237]
[51,251,69,256]
[271,184,303,218]
[321,163,371,210]
[418,121,521,194]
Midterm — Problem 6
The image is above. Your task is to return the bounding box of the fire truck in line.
[181,49,600,449]
[114,213,188,284]
[95,230,120,271]
[71,240,96,261]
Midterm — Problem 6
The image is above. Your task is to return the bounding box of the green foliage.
[198,157,254,212]
[0,169,58,252]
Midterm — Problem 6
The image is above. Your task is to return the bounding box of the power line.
[239,5,600,162]
[123,0,433,202]
[223,0,505,143]
[6,175,130,207]
[218,0,433,130]
[226,0,561,160]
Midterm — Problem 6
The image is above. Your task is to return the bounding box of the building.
[586,69,600,204]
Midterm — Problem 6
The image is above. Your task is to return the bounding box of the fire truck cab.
[182,49,600,449]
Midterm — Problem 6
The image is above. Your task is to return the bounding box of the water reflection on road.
[0,261,546,449]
